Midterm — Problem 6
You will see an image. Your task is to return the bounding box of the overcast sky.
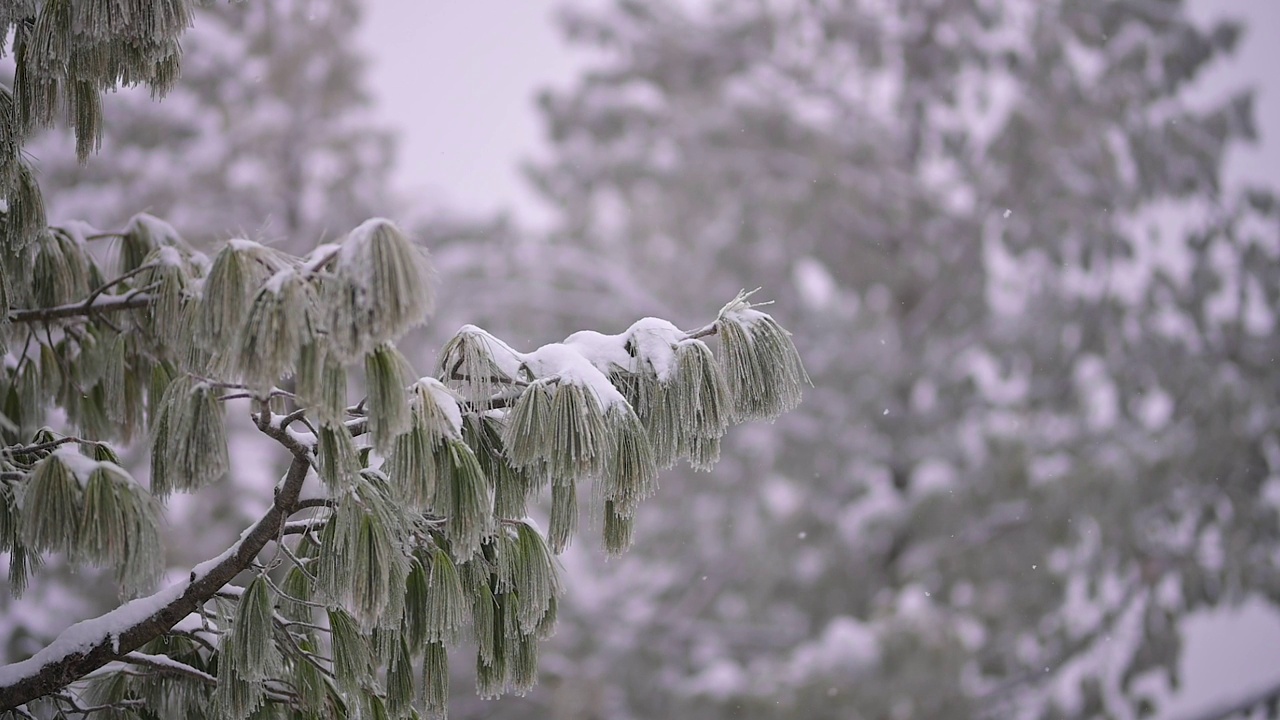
[360,0,1280,225]
[357,2,1280,715]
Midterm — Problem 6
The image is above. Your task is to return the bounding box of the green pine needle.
[316,422,359,492]
[325,219,435,360]
[31,228,90,309]
[423,548,469,644]
[549,480,577,555]
[601,404,658,517]
[364,343,414,453]
[435,439,493,559]
[511,522,562,635]
[384,417,438,508]
[213,665,264,720]
[421,641,448,719]
[328,608,373,697]
[507,632,539,696]
[716,304,809,421]
[152,378,229,497]
[386,638,415,718]
[234,269,310,396]
[549,383,609,481]
[438,325,523,405]
[79,463,163,595]
[20,450,82,554]
[198,240,279,375]
[228,575,283,681]
[673,338,732,438]
[502,380,554,469]
[463,414,528,520]
[602,499,636,556]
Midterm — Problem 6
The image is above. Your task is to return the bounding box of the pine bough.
[0,213,807,717]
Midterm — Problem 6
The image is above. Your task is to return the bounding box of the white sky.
[361,0,1280,224]
[358,1,1280,716]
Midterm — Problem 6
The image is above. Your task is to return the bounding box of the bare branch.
[4,436,104,459]
[292,498,334,512]
[7,293,152,325]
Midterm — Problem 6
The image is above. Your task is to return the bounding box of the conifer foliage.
[0,3,805,717]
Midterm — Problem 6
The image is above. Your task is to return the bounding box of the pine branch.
[0,452,312,710]
[4,436,104,459]
[6,293,152,325]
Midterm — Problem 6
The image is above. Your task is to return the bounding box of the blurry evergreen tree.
[510,1,1280,718]
[20,0,396,247]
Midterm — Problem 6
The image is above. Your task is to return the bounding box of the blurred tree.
[510,1,1280,718]
[18,0,397,247]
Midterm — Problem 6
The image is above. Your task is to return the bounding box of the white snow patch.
[522,343,628,409]
[787,616,879,682]
[563,329,633,373]
[0,582,187,688]
[626,317,684,381]
[792,256,837,310]
[416,377,464,436]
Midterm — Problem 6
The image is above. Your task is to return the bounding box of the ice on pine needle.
[325,218,435,361]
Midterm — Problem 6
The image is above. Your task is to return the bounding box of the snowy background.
[4,1,1280,718]
[358,2,1280,715]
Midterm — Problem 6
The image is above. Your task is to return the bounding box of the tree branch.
[6,294,152,325]
[118,652,216,687]
[0,451,311,710]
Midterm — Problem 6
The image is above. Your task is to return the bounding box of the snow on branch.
[0,453,312,710]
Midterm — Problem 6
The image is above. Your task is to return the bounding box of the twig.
[7,293,152,325]
[4,435,102,459]
[119,652,216,687]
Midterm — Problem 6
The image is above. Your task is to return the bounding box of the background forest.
[5,1,1280,719]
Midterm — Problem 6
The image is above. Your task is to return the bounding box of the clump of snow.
[226,238,266,254]
[261,267,295,295]
[155,245,185,268]
[563,329,633,373]
[416,377,464,436]
[626,317,683,381]
[522,343,628,409]
[453,325,526,379]
[55,220,101,247]
[684,658,748,700]
[51,445,103,485]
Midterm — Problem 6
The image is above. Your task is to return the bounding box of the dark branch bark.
[0,451,311,710]
[7,294,151,324]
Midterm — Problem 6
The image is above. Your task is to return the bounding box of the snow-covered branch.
[119,652,216,686]
[0,452,311,710]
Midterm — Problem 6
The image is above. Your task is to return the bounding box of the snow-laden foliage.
[0,8,805,712]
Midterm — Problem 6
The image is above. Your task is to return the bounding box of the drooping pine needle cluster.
[0,209,805,716]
